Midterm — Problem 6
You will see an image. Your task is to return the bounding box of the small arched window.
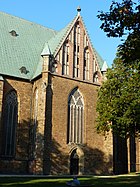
[93,71,99,83]
[67,88,84,144]
[1,91,18,157]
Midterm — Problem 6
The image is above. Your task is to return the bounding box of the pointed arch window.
[68,88,84,144]
[77,26,80,45]
[62,42,69,75]
[73,24,80,78]
[1,91,18,157]
[84,48,90,80]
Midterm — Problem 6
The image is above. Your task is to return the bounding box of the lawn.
[0,174,140,187]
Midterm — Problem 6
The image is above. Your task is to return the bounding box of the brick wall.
[48,74,113,175]
[0,77,32,174]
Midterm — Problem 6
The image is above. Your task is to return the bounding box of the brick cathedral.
[0,8,139,175]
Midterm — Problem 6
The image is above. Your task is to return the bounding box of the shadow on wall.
[49,138,69,175]
[0,73,124,175]
[45,138,113,175]
[84,147,113,175]
[42,73,113,175]
[0,117,112,175]
[0,118,31,174]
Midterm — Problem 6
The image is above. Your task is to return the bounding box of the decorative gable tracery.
[73,22,81,78]
[53,17,103,84]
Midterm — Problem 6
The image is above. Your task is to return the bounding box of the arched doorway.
[70,149,79,175]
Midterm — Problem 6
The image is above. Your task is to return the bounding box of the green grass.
[0,174,140,187]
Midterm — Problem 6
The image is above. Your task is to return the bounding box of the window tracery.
[68,88,84,144]
[1,91,18,157]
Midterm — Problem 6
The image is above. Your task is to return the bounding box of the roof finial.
[77,6,81,16]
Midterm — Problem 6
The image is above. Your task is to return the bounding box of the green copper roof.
[41,43,51,56]
[42,14,105,70]
[0,11,57,80]
[0,11,105,80]
[0,75,4,81]
[41,15,77,56]
[93,47,106,70]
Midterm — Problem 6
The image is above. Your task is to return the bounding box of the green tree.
[96,0,140,137]
[96,58,140,137]
[97,0,140,65]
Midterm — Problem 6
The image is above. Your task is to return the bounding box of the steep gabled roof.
[0,11,57,80]
[93,48,107,70]
[41,15,77,57]
[41,14,105,71]
[0,11,106,81]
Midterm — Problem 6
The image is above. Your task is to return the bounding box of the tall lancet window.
[84,48,90,80]
[73,24,80,78]
[62,42,69,75]
[1,91,18,157]
[67,88,84,144]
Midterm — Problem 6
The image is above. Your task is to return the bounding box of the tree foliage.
[96,58,140,137]
[96,0,140,137]
[97,0,140,65]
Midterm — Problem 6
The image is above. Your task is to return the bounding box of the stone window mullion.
[81,107,84,144]
[74,105,76,143]
[72,104,75,142]
[9,105,14,156]
[78,106,81,143]
[75,105,78,143]
[69,105,72,142]
[12,105,18,155]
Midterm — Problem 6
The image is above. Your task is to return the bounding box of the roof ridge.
[0,11,57,34]
[53,15,78,56]
[93,47,105,69]
[41,15,78,56]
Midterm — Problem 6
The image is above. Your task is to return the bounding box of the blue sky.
[0,0,122,66]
